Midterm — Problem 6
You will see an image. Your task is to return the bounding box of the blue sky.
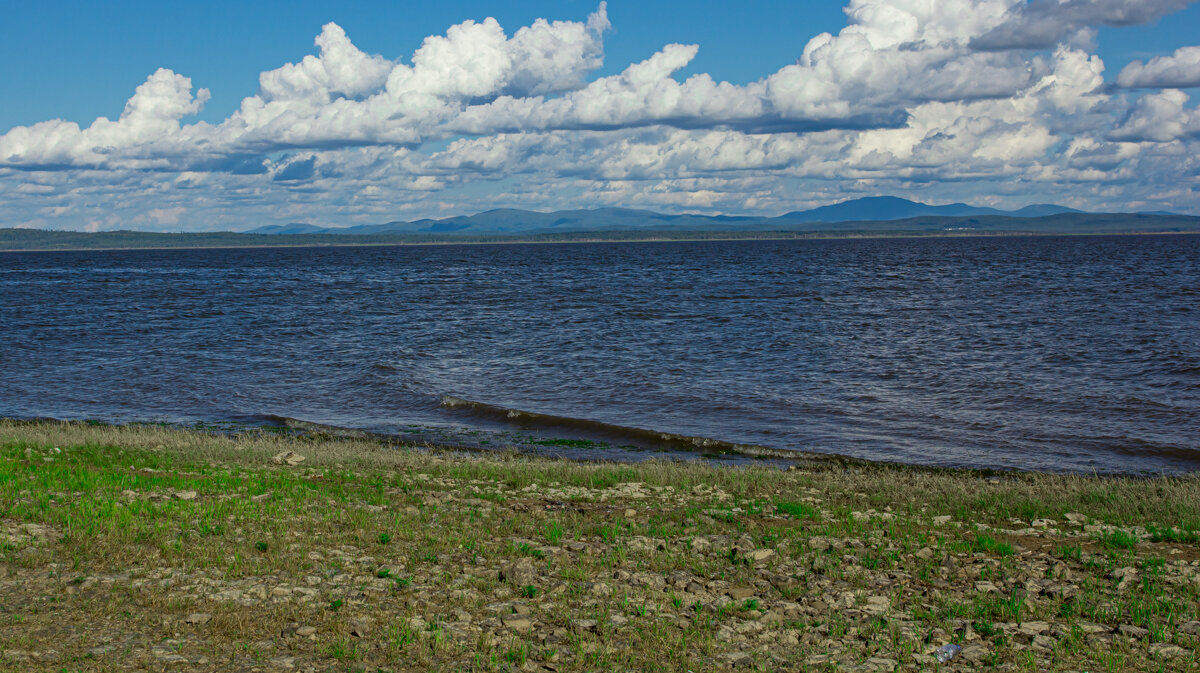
[2,0,1200,231]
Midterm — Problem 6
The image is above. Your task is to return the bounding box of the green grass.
[968,533,1015,557]
[1,420,1199,673]
[1100,529,1138,550]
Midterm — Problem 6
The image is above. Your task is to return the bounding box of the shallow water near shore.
[1,234,1197,473]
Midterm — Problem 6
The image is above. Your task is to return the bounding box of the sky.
[2,0,1200,232]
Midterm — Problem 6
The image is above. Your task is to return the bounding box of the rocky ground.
[1,421,1198,672]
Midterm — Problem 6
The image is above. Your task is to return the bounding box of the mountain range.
[249,196,1087,235]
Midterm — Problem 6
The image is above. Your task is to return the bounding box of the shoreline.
[2,420,1198,671]
[8,413,1193,478]
[2,228,1198,254]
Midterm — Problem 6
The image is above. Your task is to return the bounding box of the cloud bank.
[3,0,1200,230]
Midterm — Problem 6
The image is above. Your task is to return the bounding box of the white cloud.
[1110,89,1200,141]
[970,0,1195,51]
[1116,45,1200,89]
[2,0,1200,229]
[0,68,210,168]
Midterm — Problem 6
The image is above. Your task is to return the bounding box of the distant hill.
[3,210,1198,251]
[247,197,1090,236]
[776,196,1080,223]
[247,222,329,235]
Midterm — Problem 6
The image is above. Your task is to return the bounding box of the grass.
[0,419,1198,672]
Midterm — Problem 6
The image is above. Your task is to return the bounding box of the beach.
[2,420,1197,672]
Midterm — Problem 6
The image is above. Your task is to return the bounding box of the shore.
[3,228,1198,254]
[1,420,1198,671]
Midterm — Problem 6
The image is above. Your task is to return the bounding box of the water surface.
[1,234,1197,473]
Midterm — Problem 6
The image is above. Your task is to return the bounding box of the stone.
[746,548,776,563]
[932,515,953,525]
[173,490,197,501]
[727,586,756,600]
[915,547,935,560]
[500,558,537,586]
[295,626,317,637]
[184,613,211,625]
[272,451,305,466]
[757,610,784,626]
[571,619,597,633]
[721,651,752,667]
[1030,635,1056,652]
[1178,621,1200,635]
[502,614,533,631]
[1017,621,1049,637]
[974,581,1000,594]
[1117,624,1149,640]
[1150,643,1188,657]
[1064,512,1088,524]
[862,596,890,615]
[959,643,989,663]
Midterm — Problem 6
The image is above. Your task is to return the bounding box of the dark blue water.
[1,235,1197,473]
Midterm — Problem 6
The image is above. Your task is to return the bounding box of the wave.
[437,395,819,462]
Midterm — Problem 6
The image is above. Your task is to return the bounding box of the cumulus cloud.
[1110,89,1200,141]
[2,0,1200,228]
[1116,45,1200,88]
[0,68,210,168]
[971,0,1195,51]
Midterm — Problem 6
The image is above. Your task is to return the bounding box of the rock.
[502,614,533,631]
[757,610,784,625]
[974,581,1000,594]
[1030,635,1056,652]
[1031,518,1055,528]
[1117,624,1149,640]
[862,596,890,615]
[727,586,756,600]
[585,581,612,596]
[915,547,935,560]
[500,558,537,586]
[959,643,989,663]
[721,651,753,667]
[932,515,953,525]
[173,490,197,501]
[571,619,597,633]
[1064,512,1088,524]
[1017,621,1049,637]
[272,451,305,466]
[184,613,211,625]
[1178,621,1200,635]
[1150,643,1189,657]
[269,656,297,669]
[746,548,776,563]
[623,508,637,519]
[295,626,317,637]
[862,657,898,671]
